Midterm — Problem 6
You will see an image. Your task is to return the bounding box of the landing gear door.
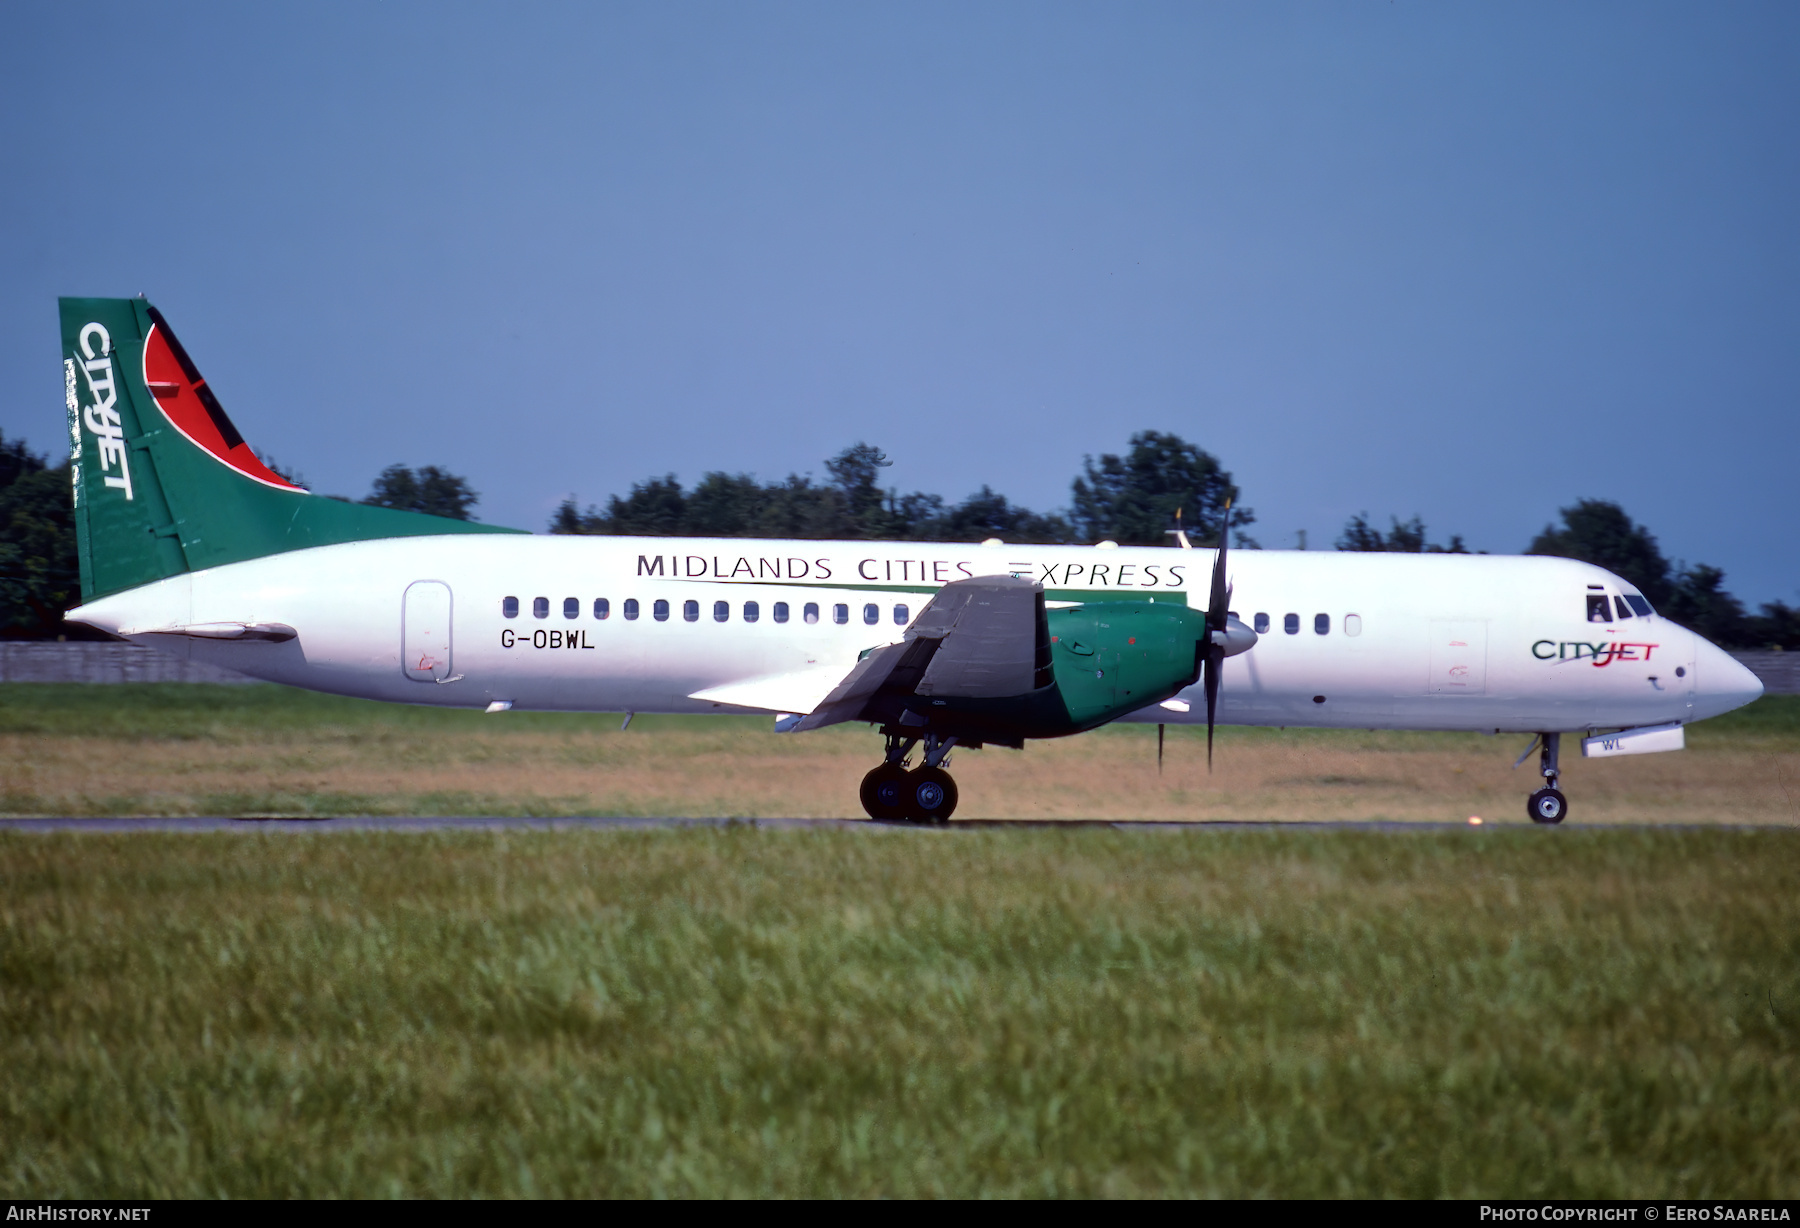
[1428,620,1487,696]
[403,580,453,682]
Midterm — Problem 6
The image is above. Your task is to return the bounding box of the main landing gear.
[861,733,960,823]
[1526,731,1568,825]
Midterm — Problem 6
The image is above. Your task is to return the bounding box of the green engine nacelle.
[885,600,1206,746]
[1045,602,1207,729]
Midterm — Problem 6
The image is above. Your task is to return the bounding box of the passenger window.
[714,600,729,623]
[1253,612,1269,634]
[744,601,759,623]
[533,597,549,619]
[1314,613,1330,635]
[684,600,699,622]
[1586,594,1612,623]
[653,599,669,622]
[1283,613,1299,635]
[563,597,578,619]
[834,603,849,625]
[1344,613,1362,637]
[863,603,879,625]
[773,602,789,624]
[624,598,639,621]
[503,596,519,619]
[894,604,909,625]
[1624,594,1654,617]
[804,602,820,624]
[594,598,610,620]
[1614,596,1634,620]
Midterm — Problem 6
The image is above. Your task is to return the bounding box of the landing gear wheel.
[860,764,911,821]
[1528,788,1568,825]
[906,766,958,824]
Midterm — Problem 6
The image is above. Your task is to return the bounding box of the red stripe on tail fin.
[141,308,302,490]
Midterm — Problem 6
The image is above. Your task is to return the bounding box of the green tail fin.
[60,297,521,603]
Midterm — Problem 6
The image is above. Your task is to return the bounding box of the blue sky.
[3,2,1796,604]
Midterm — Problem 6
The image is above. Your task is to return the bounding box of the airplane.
[56,296,1765,823]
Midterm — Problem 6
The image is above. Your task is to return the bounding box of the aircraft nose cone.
[1212,614,1259,658]
[1689,632,1764,721]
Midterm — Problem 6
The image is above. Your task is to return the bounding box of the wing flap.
[790,640,920,731]
[913,579,1039,697]
[791,575,1045,732]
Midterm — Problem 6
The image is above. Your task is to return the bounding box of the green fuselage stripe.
[656,578,1189,605]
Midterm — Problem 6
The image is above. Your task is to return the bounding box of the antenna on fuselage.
[1166,507,1193,550]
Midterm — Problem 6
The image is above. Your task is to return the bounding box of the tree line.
[1322,499,1797,649]
[0,428,1792,649]
[548,432,1255,548]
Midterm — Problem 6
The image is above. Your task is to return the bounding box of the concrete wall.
[1730,652,1800,697]
[0,641,257,684]
[3,639,1796,695]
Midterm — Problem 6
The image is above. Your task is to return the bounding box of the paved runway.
[0,815,1784,833]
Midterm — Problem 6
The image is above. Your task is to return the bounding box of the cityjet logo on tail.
[65,322,133,501]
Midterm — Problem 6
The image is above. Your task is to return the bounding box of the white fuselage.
[70,535,1764,735]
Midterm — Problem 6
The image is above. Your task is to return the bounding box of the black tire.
[1527,787,1568,825]
[860,764,911,821]
[907,766,959,823]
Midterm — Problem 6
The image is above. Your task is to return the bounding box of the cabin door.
[403,581,454,682]
[1428,620,1487,696]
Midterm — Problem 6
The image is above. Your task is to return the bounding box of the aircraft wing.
[687,665,853,715]
[793,574,1043,731]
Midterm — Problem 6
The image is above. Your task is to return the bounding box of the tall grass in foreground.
[2,827,1797,1197]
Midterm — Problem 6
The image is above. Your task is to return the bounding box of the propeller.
[1203,500,1232,769]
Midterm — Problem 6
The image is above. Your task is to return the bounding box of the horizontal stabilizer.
[123,621,297,642]
[688,666,852,716]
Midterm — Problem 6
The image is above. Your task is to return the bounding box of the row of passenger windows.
[500,595,911,626]
[497,595,1368,636]
[1249,612,1364,637]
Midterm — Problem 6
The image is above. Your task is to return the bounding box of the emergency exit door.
[403,581,454,682]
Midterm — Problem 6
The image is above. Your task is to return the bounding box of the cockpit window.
[1586,594,1612,623]
[1624,594,1654,617]
[1613,595,1634,620]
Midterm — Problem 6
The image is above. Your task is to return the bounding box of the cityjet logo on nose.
[1532,640,1660,667]
[64,322,133,500]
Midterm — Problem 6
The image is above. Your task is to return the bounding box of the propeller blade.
[1203,498,1232,771]
[1204,645,1221,770]
[1209,499,1231,623]
[1157,723,1165,774]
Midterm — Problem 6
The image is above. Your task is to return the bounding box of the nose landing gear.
[859,733,960,823]
[1526,731,1568,824]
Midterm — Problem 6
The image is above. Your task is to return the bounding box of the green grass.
[0,682,658,740]
[2,685,1796,821]
[2,681,1792,743]
[2,826,1797,1197]
[0,679,1789,766]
